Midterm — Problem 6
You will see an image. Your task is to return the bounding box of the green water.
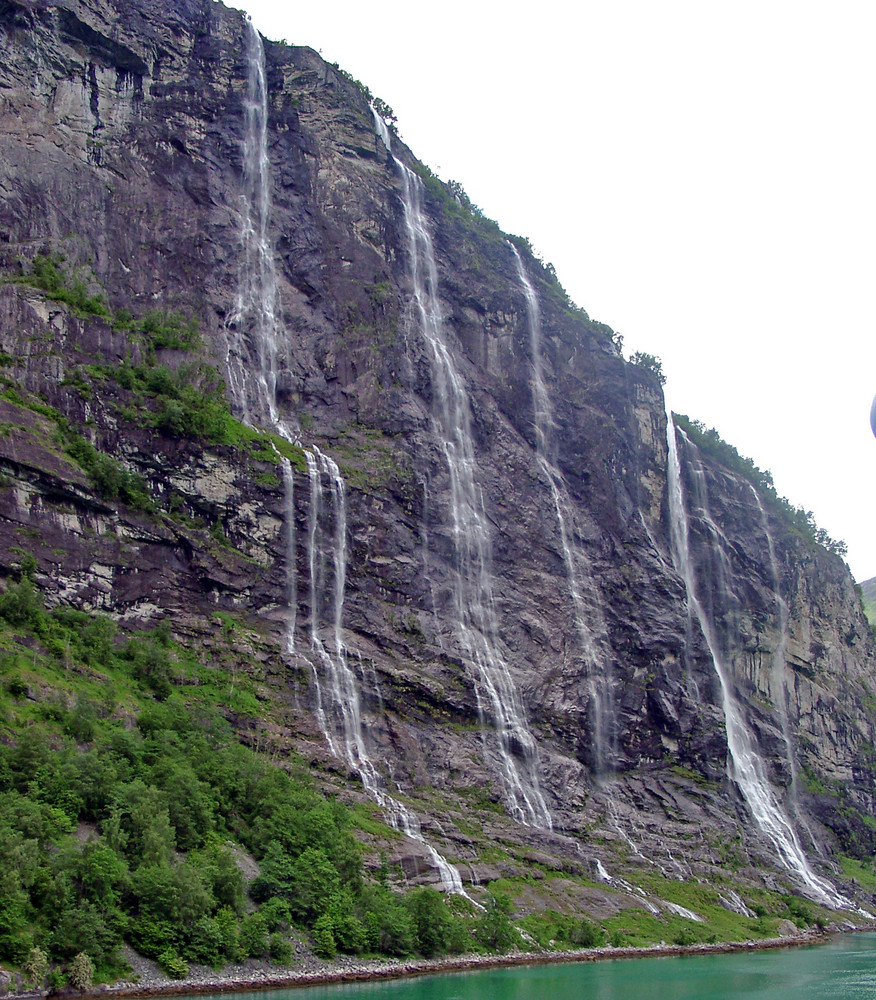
[211,934,876,1000]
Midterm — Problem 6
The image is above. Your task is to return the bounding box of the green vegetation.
[12,256,199,351]
[0,570,548,986]
[10,254,230,444]
[858,578,876,637]
[0,558,850,983]
[7,251,307,474]
[138,309,201,351]
[629,351,666,385]
[0,227,854,987]
[371,97,396,127]
[327,62,397,133]
[65,432,153,511]
[474,892,521,951]
[484,870,837,954]
[0,385,153,513]
[14,254,110,320]
[673,412,847,557]
[101,341,305,469]
[518,911,604,950]
[110,359,237,443]
[506,233,608,337]
[333,424,413,493]
[631,872,825,939]
[413,167,610,346]
[414,163,503,244]
[798,763,876,857]
[838,855,876,893]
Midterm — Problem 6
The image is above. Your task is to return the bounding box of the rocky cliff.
[1,0,874,915]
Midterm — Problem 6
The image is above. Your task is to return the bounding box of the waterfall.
[510,245,614,774]
[305,446,351,759]
[280,457,296,654]
[750,486,825,857]
[304,448,465,892]
[594,861,662,915]
[227,18,297,658]
[666,413,847,908]
[226,35,463,890]
[372,108,392,152]
[373,110,551,829]
[226,19,282,429]
[748,486,799,794]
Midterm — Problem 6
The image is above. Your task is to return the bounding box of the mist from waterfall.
[374,109,551,829]
[510,245,614,774]
[666,414,847,908]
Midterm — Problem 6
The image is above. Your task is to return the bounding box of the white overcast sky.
[237,0,876,582]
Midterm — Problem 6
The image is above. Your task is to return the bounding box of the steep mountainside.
[1,0,875,933]
[859,577,876,631]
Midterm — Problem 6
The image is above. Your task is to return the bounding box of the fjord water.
[197,934,876,1000]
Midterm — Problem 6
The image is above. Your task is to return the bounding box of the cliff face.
[1,0,874,906]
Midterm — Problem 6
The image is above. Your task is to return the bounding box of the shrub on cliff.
[67,952,95,991]
[629,351,666,384]
[157,948,189,979]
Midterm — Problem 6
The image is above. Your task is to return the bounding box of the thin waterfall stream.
[226,20,297,659]
[226,23,464,892]
[303,449,465,893]
[226,20,282,430]
[510,245,614,774]
[748,484,800,810]
[374,110,551,829]
[749,486,822,857]
[666,413,849,909]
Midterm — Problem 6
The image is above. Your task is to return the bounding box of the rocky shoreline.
[9,927,865,1000]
